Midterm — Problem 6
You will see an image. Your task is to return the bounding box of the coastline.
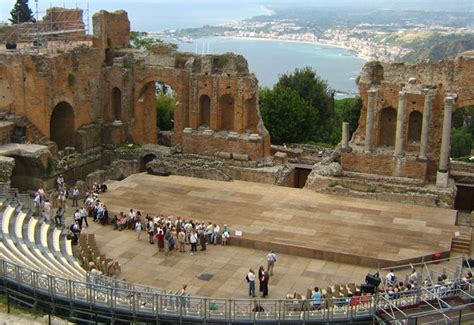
[213,36,372,61]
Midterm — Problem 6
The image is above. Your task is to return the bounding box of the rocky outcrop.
[0,156,15,183]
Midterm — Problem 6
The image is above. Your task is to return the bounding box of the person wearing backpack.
[247,269,256,297]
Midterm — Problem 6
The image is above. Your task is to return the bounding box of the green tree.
[130,31,177,51]
[156,92,175,131]
[9,0,33,24]
[259,87,317,144]
[451,128,472,158]
[275,67,335,143]
[335,96,362,136]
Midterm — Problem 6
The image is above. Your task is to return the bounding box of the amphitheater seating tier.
[0,199,85,281]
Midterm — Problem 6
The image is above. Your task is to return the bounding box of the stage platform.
[100,173,458,268]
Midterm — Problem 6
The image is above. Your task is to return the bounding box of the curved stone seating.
[0,197,86,281]
[0,185,471,324]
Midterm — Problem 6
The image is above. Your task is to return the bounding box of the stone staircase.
[15,116,59,157]
[451,226,472,256]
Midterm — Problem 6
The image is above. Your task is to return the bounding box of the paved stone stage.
[101,173,457,268]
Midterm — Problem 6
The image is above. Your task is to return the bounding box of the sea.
[172,37,365,95]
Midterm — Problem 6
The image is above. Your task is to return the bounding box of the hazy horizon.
[1,0,472,31]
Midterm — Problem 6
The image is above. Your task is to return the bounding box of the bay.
[173,37,366,96]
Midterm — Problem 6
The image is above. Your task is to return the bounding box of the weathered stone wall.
[0,8,86,43]
[341,151,428,179]
[182,130,269,161]
[92,10,130,49]
[348,54,474,179]
[0,9,270,161]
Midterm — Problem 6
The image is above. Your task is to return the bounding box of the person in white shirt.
[79,207,88,228]
[247,269,256,297]
[386,269,397,285]
[267,251,277,276]
[72,187,80,207]
[212,223,220,245]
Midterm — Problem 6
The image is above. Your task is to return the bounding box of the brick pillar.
[341,122,350,151]
[418,91,433,160]
[364,89,377,153]
[394,91,407,156]
[436,96,454,187]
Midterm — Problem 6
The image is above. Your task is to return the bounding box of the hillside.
[399,35,474,62]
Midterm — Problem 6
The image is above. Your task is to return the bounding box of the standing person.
[43,199,52,222]
[198,224,206,251]
[247,269,256,297]
[165,230,175,256]
[147,218,155,244]
[74,209,82,229]
[178,228,186,253]
[261,269,269,298]
[212,223,220,245]
[135,220,142,240]
[190,230,198,255]
[156,228,165,252]
[267,251,277,276]
[258,265,265,294]
[54,207,64,227]
[72,187,80,207]
[79,207,88,228]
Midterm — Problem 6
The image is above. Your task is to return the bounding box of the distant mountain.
[403,39,474,63]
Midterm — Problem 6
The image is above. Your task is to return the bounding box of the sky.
[1,0,472,28]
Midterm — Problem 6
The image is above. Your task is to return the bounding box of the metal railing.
[0,258,376,323]
[0,183,472,323]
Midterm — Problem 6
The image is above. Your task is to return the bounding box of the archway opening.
[219,94,234,131]
[199,95,211,128]
[451,105,473,160]
[50,101,75,150]
[245,97,258,131]
[155,81,176,131]
[379,107,396,147]
[112,87,122,121]
[141,153,157,172]
[407,111,422,143]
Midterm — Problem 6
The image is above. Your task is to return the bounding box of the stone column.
[418,91,433,160]
[364,89,377,153]
[341,122,350,151]
[436,96,454,187]
[394,91,407,156]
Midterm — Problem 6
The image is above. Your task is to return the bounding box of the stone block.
[249,134,262,143]
[183,128,193,135]
[233,153,249,162]
[203,129,214,136]
[216,151,232,160]
[0,156,15,183]
[436,171,449,187]
[273,151,288,165]
[64,147,76,156]
[227,132,239,140]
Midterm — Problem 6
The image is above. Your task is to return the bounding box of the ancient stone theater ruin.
[0,9,270,190]
[0,7,473,324]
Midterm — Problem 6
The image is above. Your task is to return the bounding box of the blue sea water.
[174,37,365,95]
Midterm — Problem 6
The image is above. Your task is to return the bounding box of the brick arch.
[219,94,234,131]
[378,106,397,147]
[244,97,258,131]
[50,101,75,150]
[199,94,211,127]
[408,110,423,143]
[111,87,122,121]
[457,98,474,109]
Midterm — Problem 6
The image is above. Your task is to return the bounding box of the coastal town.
[162,8,474,62]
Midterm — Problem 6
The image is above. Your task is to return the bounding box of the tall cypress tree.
[9,0,33,24]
